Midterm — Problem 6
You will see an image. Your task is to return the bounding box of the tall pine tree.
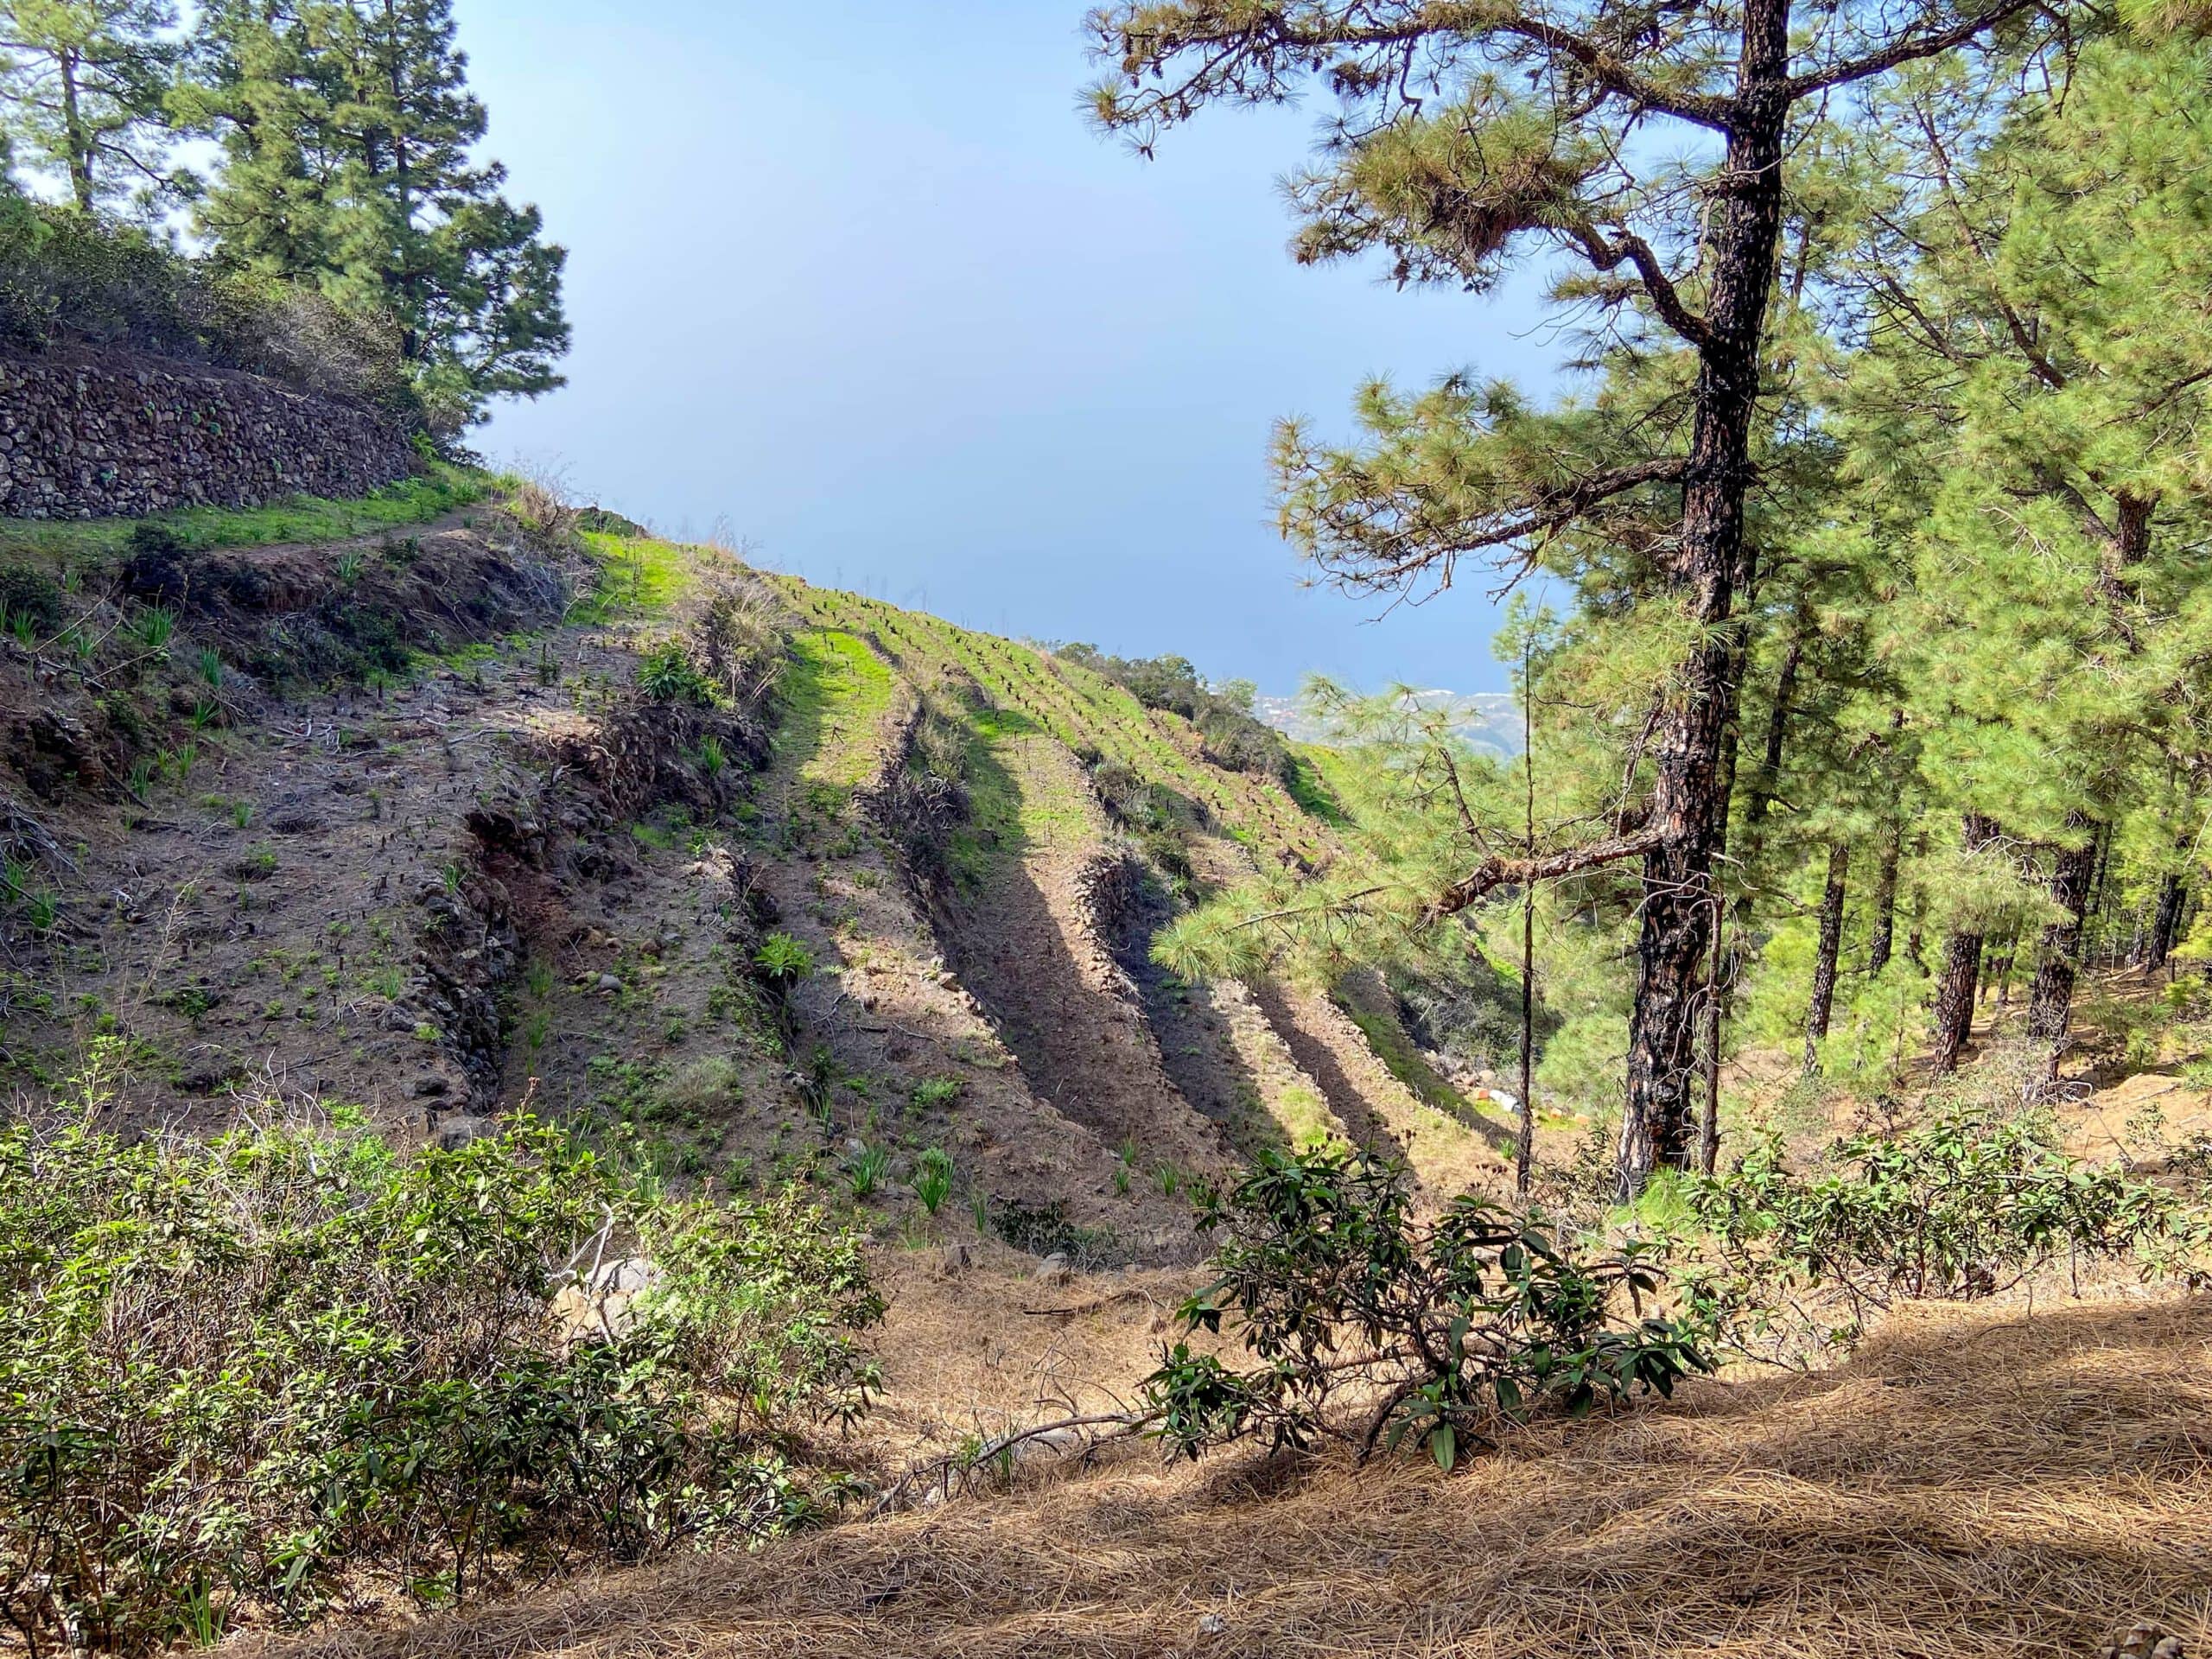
[1089,0,2059,1193]
[0,0,179,212]
[183,0,567,427]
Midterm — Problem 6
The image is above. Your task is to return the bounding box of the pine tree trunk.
[1616,5,1789,1198]
[1867,830,1898,977]
[1803,842,1850,1072]
[60,51,94,213]
[2082,820,2113,969]
[1698,579,1755,1179]
[2026,821,2101,1087]
[1740,623,1803,834]
[1929,813,1999,1075]
[1988,936,2018,1007]
[1929,931,1982,1074]
[1516,884,1535,1198]
[2149,873,2188,970]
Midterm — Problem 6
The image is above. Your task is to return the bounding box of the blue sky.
[460,0,1563,697]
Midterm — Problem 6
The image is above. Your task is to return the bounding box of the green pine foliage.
[0,0,180,213]
[181,0,569,429]
[1,0,567,431]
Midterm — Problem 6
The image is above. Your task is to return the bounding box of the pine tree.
[1847,35,2212,1084]
[1088,0,2054,1192]
[184,0,568,426]
[0,0,179,213]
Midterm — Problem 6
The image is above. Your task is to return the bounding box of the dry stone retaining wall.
[0,351,416,520]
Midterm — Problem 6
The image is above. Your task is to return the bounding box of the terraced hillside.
[777,575,1514,1199]
[0,498,1512,1284]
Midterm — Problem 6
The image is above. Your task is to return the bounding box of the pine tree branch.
[1422,827,1668,923]
[1781,0,2044,98]
[1093,3,1735,135]
[1305,454,1692,595]
[1562,223,1713,349]
[1487,15,1734,130]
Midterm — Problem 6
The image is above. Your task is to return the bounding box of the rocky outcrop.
[0,350,415,519]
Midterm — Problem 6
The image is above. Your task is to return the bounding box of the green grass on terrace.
[569,530,699,623]
[0,464,488,561]
[1282,747,1351,827]
[776,627,896,795]
[773,575,1332,864]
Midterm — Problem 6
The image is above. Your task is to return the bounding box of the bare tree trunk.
[1867,830,1898,976]
[1803,842,1850,1073]
[1617,10,1789,1198]
[2026,821,2101,1089]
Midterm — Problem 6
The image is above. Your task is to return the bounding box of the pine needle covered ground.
[257,1290,2212,1659]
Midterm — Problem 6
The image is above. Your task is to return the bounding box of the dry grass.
[255,1291,2212,1659]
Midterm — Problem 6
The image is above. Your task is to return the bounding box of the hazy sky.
[460,0,1563,697]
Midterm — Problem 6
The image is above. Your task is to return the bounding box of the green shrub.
[753,931,816,986]
[1675,1104,2190,1355]
[637,641,712,704]
[0,200,416,418]
[911,1076,963,1110]
[1142,1146,1707,1469]
[0,1052,881,1653]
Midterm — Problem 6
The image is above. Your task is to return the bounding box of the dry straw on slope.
[257,1293,2212,1659]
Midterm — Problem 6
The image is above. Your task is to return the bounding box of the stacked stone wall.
[0,352,415,519]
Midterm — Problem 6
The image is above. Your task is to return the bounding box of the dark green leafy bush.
[1675,1104,2195,1356]
[0,200,416,419]
[0,1052,880,1654]
[1143,1147,1709,1470]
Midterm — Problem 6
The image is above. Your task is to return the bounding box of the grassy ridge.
[773,578,1331,869]
[0,465,489,561]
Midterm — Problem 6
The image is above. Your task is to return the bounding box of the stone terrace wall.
[0,352,416,520]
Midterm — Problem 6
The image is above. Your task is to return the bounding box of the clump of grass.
[129,605,175,651]
[911,1146,955,1215]
[912,1076,963,1110]
[846,1142,892,1199]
